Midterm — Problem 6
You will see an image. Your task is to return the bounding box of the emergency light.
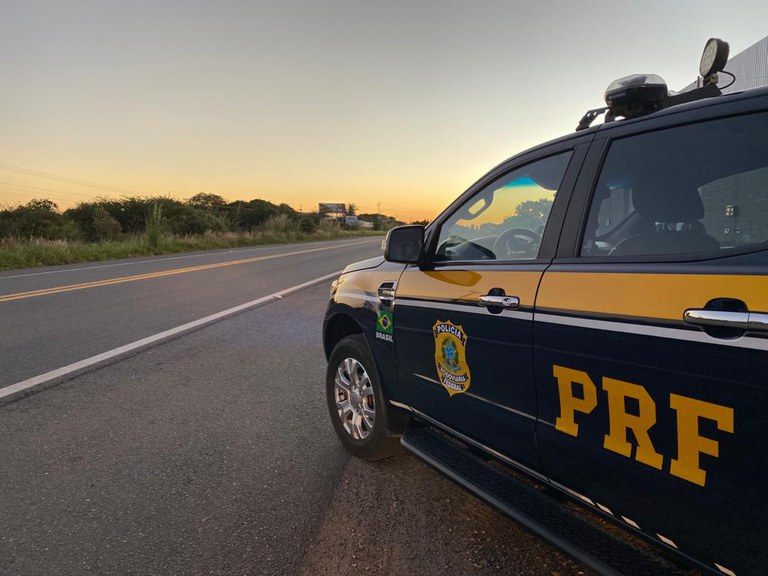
[576,37,733,131]
[604,74,668,118]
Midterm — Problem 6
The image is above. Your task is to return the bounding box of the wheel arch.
[323,312,363,361]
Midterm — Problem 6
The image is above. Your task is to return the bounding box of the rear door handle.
[478,294,519,309]
[683,309,768,331]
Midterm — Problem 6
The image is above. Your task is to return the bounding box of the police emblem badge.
[433,320,471,396]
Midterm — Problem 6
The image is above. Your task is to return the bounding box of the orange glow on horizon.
[4,3,766,228]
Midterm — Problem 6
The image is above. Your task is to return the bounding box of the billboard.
[318,203,346,214]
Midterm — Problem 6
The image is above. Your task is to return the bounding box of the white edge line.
[0,271,341,401]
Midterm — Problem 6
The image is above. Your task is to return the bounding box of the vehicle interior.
[433,153,570,262]
[581,112,768,257]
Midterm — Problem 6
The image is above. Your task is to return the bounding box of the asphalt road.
[0,238,381,388]
[0,240,587,576]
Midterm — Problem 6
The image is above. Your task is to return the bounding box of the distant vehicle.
[323,39,768,576]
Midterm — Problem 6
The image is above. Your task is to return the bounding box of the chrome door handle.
[478,294,519,309]
[683,309,768,331]
[750,313,768,331]
[683,309,749,330]
[378,281,398,307]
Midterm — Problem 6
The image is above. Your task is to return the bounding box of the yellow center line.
[0,241,374,304]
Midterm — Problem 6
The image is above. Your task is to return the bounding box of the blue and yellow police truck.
[323,39,767,576]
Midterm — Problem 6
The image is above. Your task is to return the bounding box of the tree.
[226,199,292,231]
[188,193,226,211]
[26,199,58,212]
[0,198,70,239]
[346,202,357,216]
[277,203,299,219]
[502,198,553,231]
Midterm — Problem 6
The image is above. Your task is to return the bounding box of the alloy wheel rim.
[334,357,375,440]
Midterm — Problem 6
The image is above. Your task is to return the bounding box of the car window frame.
[420,141,591,269]
[556,101,768,264]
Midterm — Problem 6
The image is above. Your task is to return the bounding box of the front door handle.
[683,309,768,332]
[378,281,397,308]
[478,294,519,309]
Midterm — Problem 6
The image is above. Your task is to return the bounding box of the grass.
[144,201,164,250]
[0,227,384,271]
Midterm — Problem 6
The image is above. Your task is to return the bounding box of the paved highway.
[0,239,586,576]
[0,239,381,389]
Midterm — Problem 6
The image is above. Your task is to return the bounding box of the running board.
[401,425,692,576]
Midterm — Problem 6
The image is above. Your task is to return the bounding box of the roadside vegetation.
[0,194,395,271]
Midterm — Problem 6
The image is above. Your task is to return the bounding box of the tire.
[326,334,403,461]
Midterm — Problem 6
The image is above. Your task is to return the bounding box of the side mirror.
[383,225,425,264]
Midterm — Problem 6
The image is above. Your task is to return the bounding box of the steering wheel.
[493,228,541,259]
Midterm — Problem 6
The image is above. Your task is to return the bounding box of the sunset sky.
[2,0,767,222]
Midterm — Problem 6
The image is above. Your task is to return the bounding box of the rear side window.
[581,111,768,258]
[699,167,768,248]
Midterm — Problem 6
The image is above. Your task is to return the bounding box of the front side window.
[581,112,768,258]
[434,152,572,262]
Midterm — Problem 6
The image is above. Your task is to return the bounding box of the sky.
[1,0,767,222]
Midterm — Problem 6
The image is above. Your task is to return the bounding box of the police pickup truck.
[323,39,767,576]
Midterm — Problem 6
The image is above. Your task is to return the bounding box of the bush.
[0,196,384,269]
[299,216,316,233]
[261,214,296,235]
[92,206,122,241]
[0,199,74,239]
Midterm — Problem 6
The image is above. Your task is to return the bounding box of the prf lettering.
[553,365,734,487]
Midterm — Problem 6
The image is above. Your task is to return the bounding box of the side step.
[401,425,693,576]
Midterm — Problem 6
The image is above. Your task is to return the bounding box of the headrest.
[631,179,704,222]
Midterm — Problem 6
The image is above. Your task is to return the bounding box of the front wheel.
[326,335,403,461]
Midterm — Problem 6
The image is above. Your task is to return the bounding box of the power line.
[0,180,99,200]
[0,162,144,196]
[0,190,57,208]
[0,190,38,200]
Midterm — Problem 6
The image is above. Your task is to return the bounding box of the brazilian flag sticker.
[377,310,393,335]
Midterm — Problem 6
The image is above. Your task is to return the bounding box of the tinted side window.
[581,112,768,258]
[699,167,768,248]
[434,152,572,262]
